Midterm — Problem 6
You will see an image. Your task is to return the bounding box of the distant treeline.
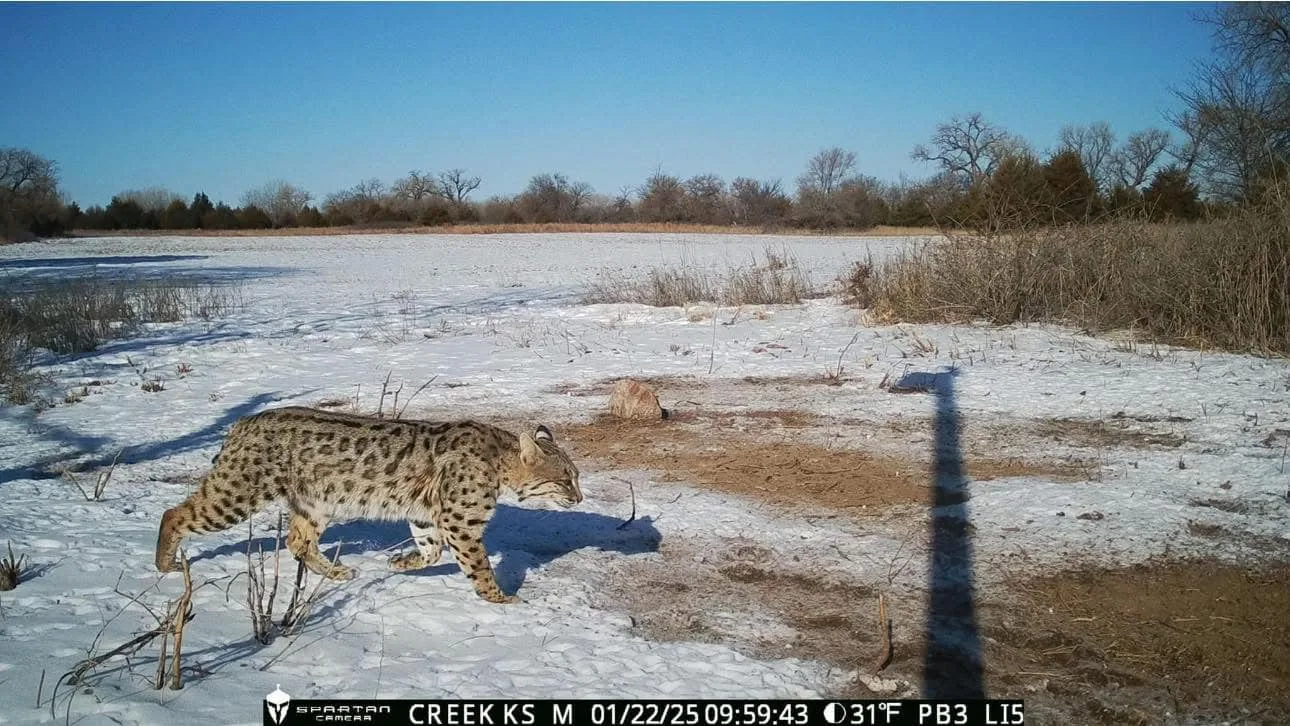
[3,130,1209,243]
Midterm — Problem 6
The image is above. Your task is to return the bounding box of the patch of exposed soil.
[990,561,1290,724]
[605,546,1290,724]
[313,397,352,409]
[1189,496,1250,514]
[1035,417,1186,450]
[1185,520,1290,558]
[607,541,887,683]
[565,415,927,510]
[562,412,1083,513]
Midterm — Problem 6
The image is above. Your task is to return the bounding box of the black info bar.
[263,699,1026,726]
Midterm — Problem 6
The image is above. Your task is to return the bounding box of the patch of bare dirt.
[1185,520,1290,558]
[1035,417,1186,450]
[605,545,1290,723]
[1189,496,1250,514]
[607,541,886,682]
[561,412,1084,513]
[564,414,928,510]
[989,561,1290,724]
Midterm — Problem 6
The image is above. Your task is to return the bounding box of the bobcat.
[155,406,582,603]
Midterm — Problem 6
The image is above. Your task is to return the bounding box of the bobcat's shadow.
[193,503,661,595]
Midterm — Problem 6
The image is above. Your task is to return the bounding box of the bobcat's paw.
[389,552,427,572]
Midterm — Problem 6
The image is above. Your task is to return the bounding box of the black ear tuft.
[534,424,553,442]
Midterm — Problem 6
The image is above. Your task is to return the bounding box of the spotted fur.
[155,406,581,603]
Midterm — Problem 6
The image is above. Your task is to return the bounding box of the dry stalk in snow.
[55,553,197,720]
[165,553,195,689]
[870,592,892,674]
[280,547,343,636]
[60,449,123,502]
[247,515,285,644]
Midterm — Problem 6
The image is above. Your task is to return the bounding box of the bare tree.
[568,180,593,217]
[612,185,636,221]
[798,147,857,194]
[516,173,592,223]
[240,180,312,226]
[1181,63,1281,199]
[912,113,1017,184]
[730,177,791,226]
[1110,128,1173,190]
[1165,109,1209,180]
[0,148,57,200]
[353,178,385,201]
[637,170,687,222]
[437,169,482,204]
[1174,3,1290,199]
[684,173,729,224]
[323,178,392,224]
[1211,2,1290,123]
[1059,122,1117,190]
[0,148,61,239]
[392,171,438,202]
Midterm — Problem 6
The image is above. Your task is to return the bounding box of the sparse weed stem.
[61,449,123,501]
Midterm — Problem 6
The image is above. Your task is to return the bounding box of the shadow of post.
[911,367,985,698]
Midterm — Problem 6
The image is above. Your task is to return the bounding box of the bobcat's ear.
[519,431,541,466]
[534,424,553,442]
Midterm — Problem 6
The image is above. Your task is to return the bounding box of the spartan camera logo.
[265,685,291,725]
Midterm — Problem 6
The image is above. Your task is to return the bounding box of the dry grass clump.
[0,276,242,404]
[0,541,27,591]
[586,247,811,307]
[724,249,810,305]
[851,203,1290,354]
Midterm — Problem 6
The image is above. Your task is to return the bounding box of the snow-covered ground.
[0,233,1287,724]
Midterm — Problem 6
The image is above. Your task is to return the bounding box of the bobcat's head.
[511,425,582,508]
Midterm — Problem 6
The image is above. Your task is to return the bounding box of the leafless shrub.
[156,555,195,690]
[233,515,344,651]
[277,553,341,641]
[840,259,876,308]
[246,517,285,644]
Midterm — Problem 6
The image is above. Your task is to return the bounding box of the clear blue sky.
[0,2,1217,208]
